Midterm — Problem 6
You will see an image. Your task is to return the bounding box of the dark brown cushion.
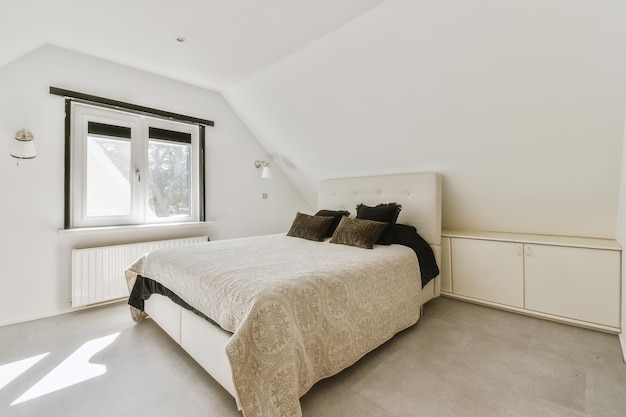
[330,217,388,249]
[314,209,351,237]
[287,212,333,242]
[355,203,402,245]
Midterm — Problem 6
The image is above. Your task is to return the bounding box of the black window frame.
[51,87,213,229]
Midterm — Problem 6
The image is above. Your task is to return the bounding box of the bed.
[125,171,442,417]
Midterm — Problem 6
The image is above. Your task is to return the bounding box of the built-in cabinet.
[441,230,622,332]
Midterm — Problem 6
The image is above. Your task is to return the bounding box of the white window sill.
[59,221,213,235]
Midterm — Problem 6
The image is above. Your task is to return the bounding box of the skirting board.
[0,298,126,328]
[619,333,626,363]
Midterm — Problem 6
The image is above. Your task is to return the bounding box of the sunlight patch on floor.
[10,332,120,405]
[0,353,49,390]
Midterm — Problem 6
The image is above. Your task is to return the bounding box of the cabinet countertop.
[442,230,621,251]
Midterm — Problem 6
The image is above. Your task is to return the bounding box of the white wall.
[0,45,310,326]
[225,0,626,239]
[616,106,626,361]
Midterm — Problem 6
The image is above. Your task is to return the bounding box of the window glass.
[147,140,191,220]
[69,103,202,228]
[86,136,132,216]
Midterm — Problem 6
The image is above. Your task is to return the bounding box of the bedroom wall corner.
[615,105,626,363]
[0,45,311,326]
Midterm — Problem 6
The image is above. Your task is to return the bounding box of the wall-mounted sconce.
[10,129,37,165]
[254,160,272,179]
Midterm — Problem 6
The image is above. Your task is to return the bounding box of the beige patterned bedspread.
[126,234,422,417]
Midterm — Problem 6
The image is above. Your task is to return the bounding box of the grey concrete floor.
[1,297,625,417]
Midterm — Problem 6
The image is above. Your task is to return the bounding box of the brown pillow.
[287,212,333,242]
[330,217,388,249]
[315,209,351,237]
[356,203,402,245]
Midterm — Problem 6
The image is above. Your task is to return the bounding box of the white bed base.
[143,171,442,406]
[146,294,236,397]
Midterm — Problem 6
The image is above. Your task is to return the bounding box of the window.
[69,102,204,228]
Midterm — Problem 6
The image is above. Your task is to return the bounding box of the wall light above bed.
[10,129,37,165]
[254,160,272,179]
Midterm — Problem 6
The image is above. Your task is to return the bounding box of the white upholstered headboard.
[318,172,443,302]
[317,172,442,246]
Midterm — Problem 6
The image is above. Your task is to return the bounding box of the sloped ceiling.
[0,0,387,91]
[224,0,626,238]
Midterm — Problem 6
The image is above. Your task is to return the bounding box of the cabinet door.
[451,238,524,307]
[524,244,620,327]
[440,237,452,293]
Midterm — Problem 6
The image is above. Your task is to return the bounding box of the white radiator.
[71,236,208,307]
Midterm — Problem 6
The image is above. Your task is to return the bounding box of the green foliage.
[148,141,191,217]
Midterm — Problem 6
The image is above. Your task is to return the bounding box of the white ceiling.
[0,0,387,91]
